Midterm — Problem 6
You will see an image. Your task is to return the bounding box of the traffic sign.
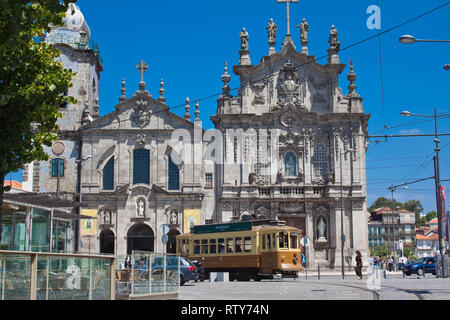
[161,224,170,235]
[300,237,310,247]
[161,234,168,244]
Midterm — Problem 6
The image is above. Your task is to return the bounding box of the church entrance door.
[99,229,115,254]
[167,229,180,254]
[127,223,154,254]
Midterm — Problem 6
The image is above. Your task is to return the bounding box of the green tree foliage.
[372,245,389,258]
[425,211,437,222]
[368,197,404,212]
[403,247,415,259]
[0,0,76,243]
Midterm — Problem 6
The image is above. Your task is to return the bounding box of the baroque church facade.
[23,4,370,269]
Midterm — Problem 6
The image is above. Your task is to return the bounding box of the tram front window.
[279,232,288,249]
[267,234,271,250]
[290,232,298,249]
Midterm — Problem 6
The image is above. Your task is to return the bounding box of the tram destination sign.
[193,221,252,234]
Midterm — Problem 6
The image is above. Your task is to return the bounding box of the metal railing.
[115,251,180,299]
[0,250,115,300]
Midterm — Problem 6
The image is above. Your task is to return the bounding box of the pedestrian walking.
[388,256,393,272]
[355,250,363,280]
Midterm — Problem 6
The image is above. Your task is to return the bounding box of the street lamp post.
[339,148,354,279]
[399,35,450,44]
[75,155,92,253]
[399,34,450,75]
[388,186,408,259]
[401,109,450,277]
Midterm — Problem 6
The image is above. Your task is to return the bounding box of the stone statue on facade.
[239,28,251,65]
[328,25,340,51]
[169,210,178,225]
[137,199,145,216]
[240,28,249,51]
[266,18,277,55]
[317,217,326,240]
[297,18,309,49]
[103,209,111,224]
[267,19,277,43]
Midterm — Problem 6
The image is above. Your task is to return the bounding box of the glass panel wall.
[31,209,50,252]
[0,254,31,300]
[52,220,71,253]
[0,252,113,300]
[0,210,27,251]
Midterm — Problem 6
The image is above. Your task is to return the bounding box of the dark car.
[403,257,436,276]
[151,256,198,285]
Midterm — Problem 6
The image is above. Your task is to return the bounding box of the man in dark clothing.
[355,250,363,280]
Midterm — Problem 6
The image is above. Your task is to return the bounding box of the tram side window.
[267,234,271,250]
[290,232,298,249]
[218,238,225,253]
[194,240,200,254]
[279,232,288,249]
[210,239,217,254]
[262,234,266,250]
[244,237,252,252]
[235,237,243,253]
[180,239,189,255]
[226,238,234,253]
[202,239,208,254]
[272,233,276,249]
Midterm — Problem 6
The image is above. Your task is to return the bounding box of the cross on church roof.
[137,60,149,83]
[136,60,149,91]
[276,0,299,37]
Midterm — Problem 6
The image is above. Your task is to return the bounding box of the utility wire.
[86,1,450,132]
[376,0,388,131]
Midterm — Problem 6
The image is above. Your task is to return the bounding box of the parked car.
[151,256,198,285]
[403,257,436,276]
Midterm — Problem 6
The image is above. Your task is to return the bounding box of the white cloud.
[398,128,422,135]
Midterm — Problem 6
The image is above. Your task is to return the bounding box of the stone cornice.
[211,112,370,126]
[233,42,346,77]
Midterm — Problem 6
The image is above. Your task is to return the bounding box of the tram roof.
[179,219,300,236]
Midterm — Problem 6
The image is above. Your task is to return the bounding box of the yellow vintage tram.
[176,219,304,281]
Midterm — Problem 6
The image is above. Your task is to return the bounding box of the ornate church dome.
[61,3,91,38]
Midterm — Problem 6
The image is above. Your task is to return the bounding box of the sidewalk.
[297,269,404,277]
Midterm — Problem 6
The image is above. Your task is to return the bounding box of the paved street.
[178,272,450,300]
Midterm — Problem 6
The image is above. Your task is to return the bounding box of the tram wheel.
[238,272,251,281]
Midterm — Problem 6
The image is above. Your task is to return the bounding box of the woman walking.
[355,250,363,280]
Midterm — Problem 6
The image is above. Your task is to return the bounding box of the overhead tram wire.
[84,2,450,132]
[376,0,388,131]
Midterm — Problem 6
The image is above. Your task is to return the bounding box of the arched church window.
[51,158,65,177]
[168,156,180,190]
[103,157,114,190]
[284,151,297,177]
[133,149,150,185]
[313,143,329,179]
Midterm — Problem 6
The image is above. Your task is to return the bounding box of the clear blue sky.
[8,0,450,215]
